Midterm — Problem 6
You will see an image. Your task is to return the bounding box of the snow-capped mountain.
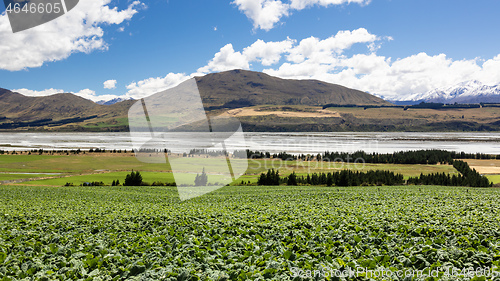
[393,80,500,104]
[96,97,133,105]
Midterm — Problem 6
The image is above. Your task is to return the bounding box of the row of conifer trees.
[257,159,492,187]
[257,169,405,187]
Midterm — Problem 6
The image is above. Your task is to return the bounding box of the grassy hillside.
[196,69,390,108]
[0,88,133,131]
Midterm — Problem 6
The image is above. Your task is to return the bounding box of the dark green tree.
[194,168,208,186]
[124,170,143,186]
[287,172,298,186]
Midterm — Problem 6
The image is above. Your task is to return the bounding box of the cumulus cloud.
[263,49,500,99]
[103,79,117,89]
[125,73,190,99]
[73,89,125,102]
[14,28,500,102]
[197,44,251,74]
[287,29,378,64]
[0,0,145,71]
[11,73,190,103]
[196,29,500,99]
[12,87,121,102]
[12,88,65,97]
[243,38,295,65]
[232,0,289,31]
[232,0,370,31]
[198,28,377,75]
[477,54,500,85]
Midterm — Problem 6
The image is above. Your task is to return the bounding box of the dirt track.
[224,108,341,118]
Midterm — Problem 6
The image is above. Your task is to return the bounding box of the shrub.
[81,181,105,186]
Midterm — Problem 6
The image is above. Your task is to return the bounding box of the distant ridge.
[196,69,391,108]
[96,97,134,105]
[0,88,97,121]
[0,88,134,130]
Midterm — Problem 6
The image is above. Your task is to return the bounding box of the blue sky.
[1,0,499,101]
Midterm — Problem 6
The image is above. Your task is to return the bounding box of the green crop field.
[1,184,499,280]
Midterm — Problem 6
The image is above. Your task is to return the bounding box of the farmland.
[1,152,499,279]
[1,184,500,280]
[0,153,462,186]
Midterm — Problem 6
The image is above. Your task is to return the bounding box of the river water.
[1,132,499,154]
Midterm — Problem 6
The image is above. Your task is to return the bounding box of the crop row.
[1,185,500,280]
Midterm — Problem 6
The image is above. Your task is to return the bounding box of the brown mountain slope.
[196,69,390,107]
[0,70,392,131]
[0,88,134,130]
[0,89,98,121]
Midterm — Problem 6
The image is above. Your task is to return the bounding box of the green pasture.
[21,171,175,186]
[0,154,170,173]
[21,171,235,187]
[245,159,459,177]
[0,154,464,185]
[487,174,500,184]
[0,173,58,181]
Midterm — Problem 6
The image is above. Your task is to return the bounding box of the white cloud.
[12,88,65,97]
[74,89,98,100]
[264,50,500,99]
[195,29,500,99]
[125,73,190,99]
[232,0,370,31]
[11,73,190,103]
[197,37,297,74]
[14,28,500,103]
[197,44,251,73]
[286,28,378,64]
[0,0,145,71]
[232,0,290,31]
[12,87,121,102]
[198,28,378,75]
[243,38,295,65]
[73,89,125,102]
[103,79,117,89]
[477,54,500,85]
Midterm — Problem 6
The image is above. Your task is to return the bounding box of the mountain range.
[96,97,134,105]
[391,80,500,105]
[0,70,390,131]
[195,69,389,108]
